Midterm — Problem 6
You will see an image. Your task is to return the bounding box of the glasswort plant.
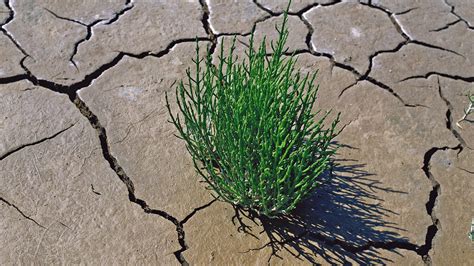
[165,12,340,217]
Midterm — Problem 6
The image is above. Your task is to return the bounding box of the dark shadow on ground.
[232,155,415,264]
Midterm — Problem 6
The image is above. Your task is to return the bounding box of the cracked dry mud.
[1,0,473,265]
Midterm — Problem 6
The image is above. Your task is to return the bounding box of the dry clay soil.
[1,0,474,265]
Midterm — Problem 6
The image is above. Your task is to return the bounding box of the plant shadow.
[232,156,415,264]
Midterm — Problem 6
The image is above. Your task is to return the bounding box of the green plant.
[456,92,474,129]
[165,12,340,217]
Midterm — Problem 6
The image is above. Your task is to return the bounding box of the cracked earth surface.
[1,0,473,265]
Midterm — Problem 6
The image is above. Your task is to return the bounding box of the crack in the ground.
[71,94,191,264]
[237,204,423,264]
[394,7,419,16]
[14,38,210,94]
[430,19,462,32]
[297,8,416,107]
[418,144,462,264]
[44,8,87,26]
[181,198,218,225]
[249,143,462,264]
[359,1,465,58]
[2,36,219,265]
[253,0,342,16]
[104,1,134,25]
[252,0,280,16]
[44,2,135,69]
[416,77,467,261]
[0,124,74,160]
[307,231,419,255]
[436,77,468,148]
[1,1,470,263]
[457,167,474,174]
[90,184,102,196]
[441,0,474,30]
[400,72,474,83]
[1,0,14,26]
[198,0,217,54]
[0,197,45,228]
[1,0,30,57]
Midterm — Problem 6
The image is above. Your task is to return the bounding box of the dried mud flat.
[1,0,473,265]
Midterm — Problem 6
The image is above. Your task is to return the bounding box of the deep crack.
[1,1,471,263]
[198,0,217,54]
[104,2,134,25]
[418,144,461,264]
[4,36,220,265]
[16,38,211,95]
[71,94,189,265]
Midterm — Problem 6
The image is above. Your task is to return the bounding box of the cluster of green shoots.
[165,12,340,217]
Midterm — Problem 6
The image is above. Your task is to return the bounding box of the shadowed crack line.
[0,124,74,160]
[0,197,46,228]
[246,228,421,264]
[307,231,419,255]
[242,230,308,263]
[418,144,462,264]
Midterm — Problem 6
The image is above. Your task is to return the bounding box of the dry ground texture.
[1,0,474,265]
